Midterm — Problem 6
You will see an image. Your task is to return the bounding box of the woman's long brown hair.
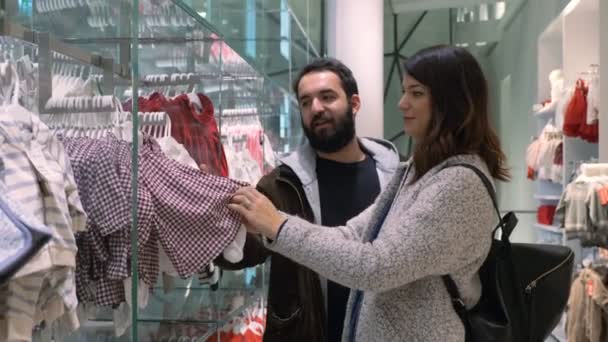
[403,45,510,182]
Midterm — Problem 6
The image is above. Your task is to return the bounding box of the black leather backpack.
[442,164,575,342]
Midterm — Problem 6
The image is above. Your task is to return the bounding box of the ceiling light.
[495,1,506,20]
[479,4,489,21]
[563,0,581,15]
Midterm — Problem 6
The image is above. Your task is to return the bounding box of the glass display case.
[0,0,315,340]
[195,0,322,91]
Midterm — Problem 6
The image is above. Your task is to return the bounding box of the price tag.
[587,279,594,297]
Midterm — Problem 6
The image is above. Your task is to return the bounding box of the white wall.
[481,0,570,243]
[380,0,602,243]
[383,9,451,151]
[326,0,384,138]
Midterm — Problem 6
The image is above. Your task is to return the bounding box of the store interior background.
[5,0,605,264]
[0,0,605,340]
[283,0,607,244]
[382,0,577,243]
[4,2,604,248]
[149,0,606,244]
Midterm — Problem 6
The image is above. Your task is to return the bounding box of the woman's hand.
[228,187,286,240]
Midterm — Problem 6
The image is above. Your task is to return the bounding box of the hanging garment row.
[567,263,608,342]
[555,163,608,247]
[0,55,265,340]
[62,132,245,307]
[526,120,563,184]
[123,91,229,177]
[221,113,277,185]
[533,66,600,143]
[562,75,599,143]
[0,74,89,341]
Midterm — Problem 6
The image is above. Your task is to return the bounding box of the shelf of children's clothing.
[1,0,312,340]
[533,105,557,118]
[534,0,603,339]
[62,321,219,342]
[196,0,321,91]
[0,20,129,76]
[535,223,564,246]
[535,179,563,198]
[562,136,599,181]
[76,287,265,323]
[534,223,563,235]
[533,194,562,201]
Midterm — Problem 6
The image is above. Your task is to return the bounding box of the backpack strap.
[450,163,502,224]
[440,163,502,324]
[442,275,468,317]
[447,163,516,238]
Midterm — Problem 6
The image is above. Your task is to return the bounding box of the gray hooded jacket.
[280,137,400,225]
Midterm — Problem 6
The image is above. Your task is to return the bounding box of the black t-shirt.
[316,153,381,341]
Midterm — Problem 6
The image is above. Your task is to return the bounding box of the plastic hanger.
[6,63,20,108]
[575,164,606,183]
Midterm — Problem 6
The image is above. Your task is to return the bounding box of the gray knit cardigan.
[267,154,497,341]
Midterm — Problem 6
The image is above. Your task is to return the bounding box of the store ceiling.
[390,0,504,13]
[387,0,526,50]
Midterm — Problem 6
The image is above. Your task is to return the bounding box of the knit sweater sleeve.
[267,166,495,292]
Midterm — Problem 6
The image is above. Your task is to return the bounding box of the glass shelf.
[191,0,320,90]
[83,287,264,324]
[61,321,220,342]
[1,1,308,340]
[8,0,319,90]
[57,267,267,341]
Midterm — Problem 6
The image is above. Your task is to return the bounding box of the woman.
[228,45,510,341]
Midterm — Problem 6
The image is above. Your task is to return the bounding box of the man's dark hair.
[292,57,359,100]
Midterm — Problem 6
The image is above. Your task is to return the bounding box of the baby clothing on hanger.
[586,74,600,125]
[124,92,229,177]
[567,267,608,342]
[526,122,563,183]
[0,106,87,342]
[563,79,599,143]
[556,179,608,247]
[156,136,241,285]
[62,134,246,310]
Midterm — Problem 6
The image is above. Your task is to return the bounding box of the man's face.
[297,71,360,153]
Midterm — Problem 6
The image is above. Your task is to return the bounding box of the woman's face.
[398,74,432,142]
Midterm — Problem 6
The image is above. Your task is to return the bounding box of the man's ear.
[350,94,361,117]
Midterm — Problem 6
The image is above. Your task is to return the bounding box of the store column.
[326,0,384,138]
[600,0,608,161]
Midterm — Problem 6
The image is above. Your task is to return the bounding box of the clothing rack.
[220,113,281,119]
[130,112,171,126]
[42,95,118,114]
[567,158,599,182]
[579,163,608,177]
[222,108,257,116]
[0,20,128,110]
[95,72,260,87]
[579,247,608,273]
[579,64,600,75]
[219,108,281,121]
[0,21,127,77]
[221,135,249,144]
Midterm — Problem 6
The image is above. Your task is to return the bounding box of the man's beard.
[302,105,356,153]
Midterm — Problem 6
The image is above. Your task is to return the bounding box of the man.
[219,57,399,341]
